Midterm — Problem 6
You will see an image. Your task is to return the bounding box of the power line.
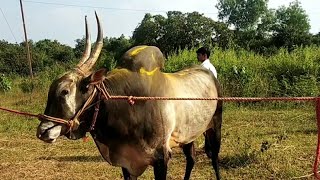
[0,7,18,43]
[23,0,219,15]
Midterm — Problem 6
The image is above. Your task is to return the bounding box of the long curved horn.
[76,15,91,68]
[79,11,103,73]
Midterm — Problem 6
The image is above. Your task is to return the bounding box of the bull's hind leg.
[182,142,196,180]
[206,128,221,180]
[204,132,212,158]
[205,100,222,180]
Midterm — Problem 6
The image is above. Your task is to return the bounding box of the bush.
[19,79,35,93]
[0,74,12,92]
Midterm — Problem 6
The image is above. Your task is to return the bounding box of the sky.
[0,0,319,47]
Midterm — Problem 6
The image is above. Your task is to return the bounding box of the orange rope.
[0,106,40,118]
[107,96,317,101]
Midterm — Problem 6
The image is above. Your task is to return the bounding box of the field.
[0,87,318,180]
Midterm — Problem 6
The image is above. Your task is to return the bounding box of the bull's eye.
[80,79,90,94]
[61,89,69,96]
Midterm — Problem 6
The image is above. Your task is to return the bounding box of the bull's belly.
[167,101,217,148]
[93,139,154,176]
[169,117,213,148]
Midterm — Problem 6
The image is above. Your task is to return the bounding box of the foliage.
[100,35,133,70]
[0,40,29,75]
[32,39,76,72]
[0,74,12,92]
[271,1,311,50]
[163,49,198,73]
[165,46,320,98]
[216,0,269,31]
[216,0,314,54]
[74,35,132,71]
[0,39,76,76]
[19,78,35,93]
[132,11,219,55]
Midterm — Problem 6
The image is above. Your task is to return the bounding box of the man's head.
[196,47,210,62]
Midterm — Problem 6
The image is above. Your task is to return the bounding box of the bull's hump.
[120,45,165,72]
[129,46,148,57]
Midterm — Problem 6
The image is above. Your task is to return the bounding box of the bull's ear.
[91,68,106,84]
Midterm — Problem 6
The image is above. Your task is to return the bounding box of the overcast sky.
[0,0,319,47]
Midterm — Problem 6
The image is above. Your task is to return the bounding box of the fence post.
[314,97,320,179]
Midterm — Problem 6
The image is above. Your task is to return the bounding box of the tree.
[33,39,75,72]
[216,0,269,31]
[133,11,224,55]
[271,0,311,49]
[99,35,133,70]
[74,35,133,70]
[132,13,166,46]
[211,21,235,49]
[74,38,87,59]
[216,0,277,53]
[312,32,320,45]
[0,40,28,75]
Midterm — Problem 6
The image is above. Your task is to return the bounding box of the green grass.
[0,87,318,179]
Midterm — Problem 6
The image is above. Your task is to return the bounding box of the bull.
[36,13,223,180]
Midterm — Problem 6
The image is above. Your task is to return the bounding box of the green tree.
[271,1,311,49]
[75,35,132,71]
[33,39,75,72]
[99,35,133,70]
[216,0,277,53]
[312,32,320,45]
[132,13,166,46]
[0,40,28,75]
[33,39,75,64]
[133,11,223,54]
[212,21,235,49]
[216,0,269,31]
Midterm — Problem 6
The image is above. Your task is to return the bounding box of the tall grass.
[165,46,320,100]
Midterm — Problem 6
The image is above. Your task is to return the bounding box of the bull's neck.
[103,69,157,97]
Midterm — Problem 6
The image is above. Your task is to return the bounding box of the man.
[196,47,217,78]
[196,47,218,157]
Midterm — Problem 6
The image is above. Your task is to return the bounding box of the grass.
[0,86,319,179]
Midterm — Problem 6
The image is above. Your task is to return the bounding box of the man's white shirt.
[201,59,217,78]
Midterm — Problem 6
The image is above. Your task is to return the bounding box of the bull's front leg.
[153,147,170,180]
[122,167,137,180]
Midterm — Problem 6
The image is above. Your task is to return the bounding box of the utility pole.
[19,0,33,78]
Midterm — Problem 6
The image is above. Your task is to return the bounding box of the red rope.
[0,106,40,119]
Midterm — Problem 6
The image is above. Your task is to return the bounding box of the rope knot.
[128,96,135,105]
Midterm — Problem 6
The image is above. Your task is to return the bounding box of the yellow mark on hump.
[130,46,148,57]
[151,52,155,62]
[139,67,158,76]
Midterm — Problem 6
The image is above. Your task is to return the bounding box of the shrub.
[0,74,12,92]
[19,79,35,93]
